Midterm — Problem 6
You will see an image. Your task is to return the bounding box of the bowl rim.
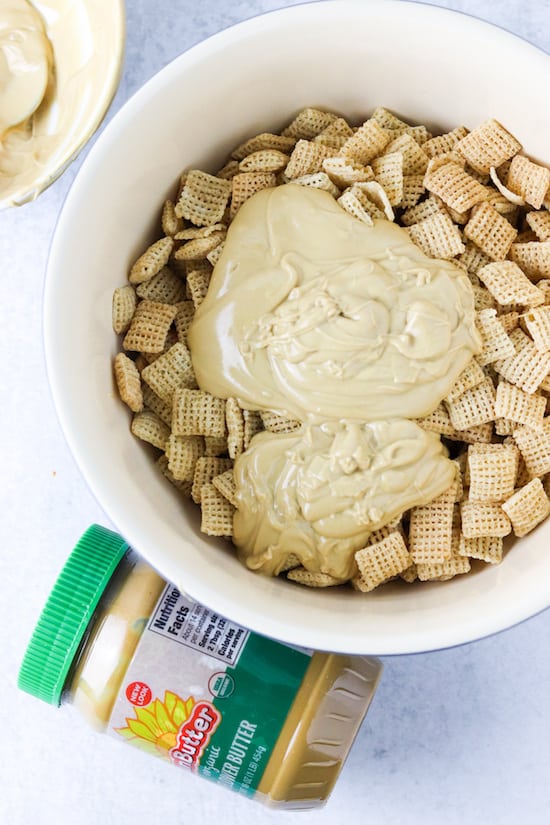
[44,0,550,654]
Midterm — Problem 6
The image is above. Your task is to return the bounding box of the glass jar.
[18,525,382,809]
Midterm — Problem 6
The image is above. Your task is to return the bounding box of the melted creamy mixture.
[188,184,481,577]
[188,185,481,422]
[233,419,455,579]
[0,0,51,138]
[1,0,122,205]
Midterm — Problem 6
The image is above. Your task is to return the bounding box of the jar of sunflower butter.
[18,524,382,809]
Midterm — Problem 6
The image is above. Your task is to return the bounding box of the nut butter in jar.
[18,525,382,809]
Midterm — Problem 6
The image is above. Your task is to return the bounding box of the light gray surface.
[2,1,550,823]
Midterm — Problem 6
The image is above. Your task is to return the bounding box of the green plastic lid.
[18,524,130,706]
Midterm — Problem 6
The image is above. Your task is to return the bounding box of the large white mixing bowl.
[44,0,550,654]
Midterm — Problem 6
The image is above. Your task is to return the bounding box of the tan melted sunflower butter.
[188,184,481,578]
[188,185,481,422]
[0,1,51,139]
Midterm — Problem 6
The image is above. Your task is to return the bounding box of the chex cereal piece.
[260,410,301,433]
[416,531,471,581]
[192,456,233,504]
[204,435,228,456]
[477,260,544,307]
[475,309,515,365]
[288,172,340,197]
[172,388,226,438]
[507,155,550,209]
[337,189,374,225]
[136,266,187,304]
[463,202,517,260]
[156,455,192,497]
[458,535,503,564]
[142,384,172,426]
[226,398,245,459]
[288,569,343,588]
[131,410,170,450]
[400,175,425,208]
[385,133,429,175]
[200,482,235,537]
[458,241,493,276]
[423,126,469,158]
[282,107,336,139]
[352,532,412,592]
[175,223,227,240]
[114,353,143,413]
[353,181,394,220]
[174,232,225,262]
[386,124,432,145]
[454,119,521,173]
[513,418,550,477]
[408,482,457,564]
[175,170,231,226]
[400,563,418,583]
[207,242,225,266]
[523,306,550,352]
[323,156,374,189]
[494,381,546,429]
[460,500,511,538]
[502,478,550,537]
[494,328,550,393]
[509,241,550,280]
[230,171,277,217]
[526,210,550,242]
[218,161,248,181]
[446,379,495,430]
[467,442,519,501]
[212,469,238,508]
[313,117,354,150]
[408,212,464,259]
[498,312,520,334]
[417,404,460,438]
[166,434,204,481]
[141,342,197,402]
[371,152,403,205]
[370,106,409,130]
[112,285,137,334]
[494,417,515,436]
[123,300,177,353]
[400,197,445,227]
[186,267,212,309]
[129,237,174,285]
[243,409,263,449]
[423,159,488,212]
[339,119,390,165]
[161,199,183,236]
[231,132,296,161]
[174,300,195,344]
[278,554,301,573]
[239,149,289,173]
[284,140,333,180]
[445,360,485,403]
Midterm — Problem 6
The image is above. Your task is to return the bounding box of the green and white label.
[108,585,311,796]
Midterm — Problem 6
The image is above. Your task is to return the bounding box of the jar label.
[107,584,311,796]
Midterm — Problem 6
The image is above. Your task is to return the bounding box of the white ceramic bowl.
[0,0,124,208]
[45,0,550,655]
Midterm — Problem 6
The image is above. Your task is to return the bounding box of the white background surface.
[2,1,550,823]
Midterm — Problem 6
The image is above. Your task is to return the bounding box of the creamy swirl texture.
[233,419,456,580]
[188,185,481,422]
[0,0,51,138]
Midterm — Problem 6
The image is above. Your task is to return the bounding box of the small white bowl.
[0,0,125,208]
[45,0,550,655]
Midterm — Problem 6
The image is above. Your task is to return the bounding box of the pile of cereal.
[113,106,550,591]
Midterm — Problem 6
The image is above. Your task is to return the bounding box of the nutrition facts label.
[148,585,249,665]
